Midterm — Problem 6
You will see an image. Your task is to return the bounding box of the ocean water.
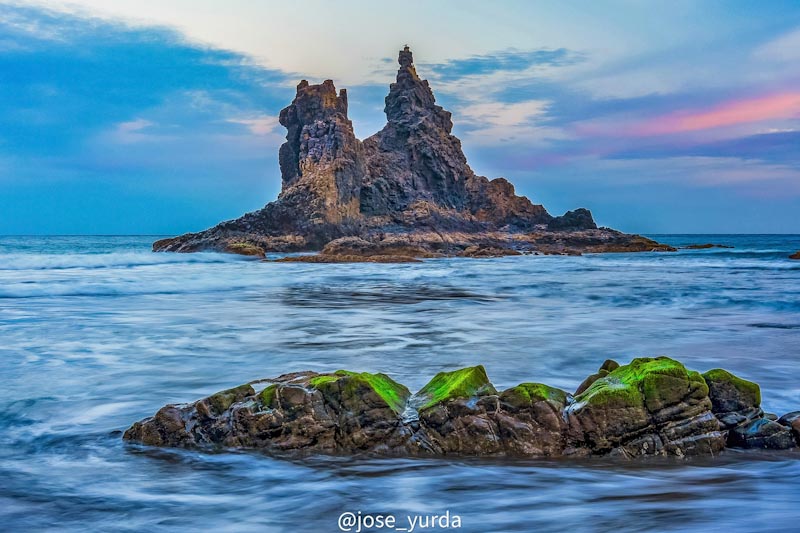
[1,234,799,532]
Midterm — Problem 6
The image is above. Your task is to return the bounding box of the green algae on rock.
[258,384,278,408]
[701,367,795,449]
[124,358,800,458]
[565,357,724,456]
[310,370,411,414]
[205,383,255,415]
[500,382,569,409]
[577,357,709,413]
[574,359,620,395]
[702,368,761,413]
[413,365,496,410]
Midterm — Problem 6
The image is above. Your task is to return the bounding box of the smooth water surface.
[1,234,799,532]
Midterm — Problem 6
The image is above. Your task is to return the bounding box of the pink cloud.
[633,92,800,136]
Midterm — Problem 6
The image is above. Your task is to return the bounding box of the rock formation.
[153,47,674,259]
[124,357,799,458]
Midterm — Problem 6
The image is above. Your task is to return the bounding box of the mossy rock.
[575,359,620,394]
[308,370,410,414]
[258,384,278,409]
[702,368,761,413]
[206,383,255,414]
[414,365,497,410]
[500,382,568,410]
[574,357,695,412]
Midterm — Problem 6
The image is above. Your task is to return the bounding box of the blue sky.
[1,1,799,234]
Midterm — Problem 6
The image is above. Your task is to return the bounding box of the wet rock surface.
[124,357,798,458]
[703,368,796,449]
[682,243,734,250]
[153,47,674,259]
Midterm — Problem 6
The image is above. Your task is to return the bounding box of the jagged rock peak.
[276,78,365,224]
[386,46,453,132]
[278,79,355,189]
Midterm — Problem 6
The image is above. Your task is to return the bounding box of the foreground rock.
[703,369,795,449]
[153,47,674,260]
[124,357,799,458]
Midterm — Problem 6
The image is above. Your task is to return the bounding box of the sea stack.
[153,47,674,259]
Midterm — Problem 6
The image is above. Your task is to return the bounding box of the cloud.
[227,116,281,137]
[423,48,583,81]
[456,100,570,146]
[631,92,800,136]
[3,2,800,233]
[0,4,295,234]
[753,27,800,63]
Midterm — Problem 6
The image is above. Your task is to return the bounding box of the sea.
[1,234,799,532]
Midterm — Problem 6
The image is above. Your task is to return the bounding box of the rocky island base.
[153,47,675,260]
[124,357,800,459]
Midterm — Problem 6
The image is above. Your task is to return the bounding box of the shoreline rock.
[123,357,798,459]
[153,47,675,259]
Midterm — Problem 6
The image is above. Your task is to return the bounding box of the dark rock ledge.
[153,47,675,261]
[682,243,734,250]
[124,357,798,458]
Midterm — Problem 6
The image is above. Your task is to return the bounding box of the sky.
[1,1,799,234]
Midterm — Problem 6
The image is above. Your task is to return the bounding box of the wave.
[0,251,250,271]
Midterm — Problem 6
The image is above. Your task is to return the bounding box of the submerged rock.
[682,243,734,249]
[152,47,674,259]
[124,357,795,458]
[790,251,800,260]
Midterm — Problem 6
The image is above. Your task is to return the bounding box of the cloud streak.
[632,92,800,136]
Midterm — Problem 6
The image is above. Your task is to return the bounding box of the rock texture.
[153,47,674,259]
[124,357,799,458]
[703,369,796,449]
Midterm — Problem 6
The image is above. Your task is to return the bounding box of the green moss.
[500,382,567,408]
[575,357,689,411]
[687,370,710,397]
[415,365,496,410]
[207,383,255,414]
[348,372,410,413]
[259,384,278,408]
[308,370,410,413]
[702,368,761,405]
[308,375,339,388]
